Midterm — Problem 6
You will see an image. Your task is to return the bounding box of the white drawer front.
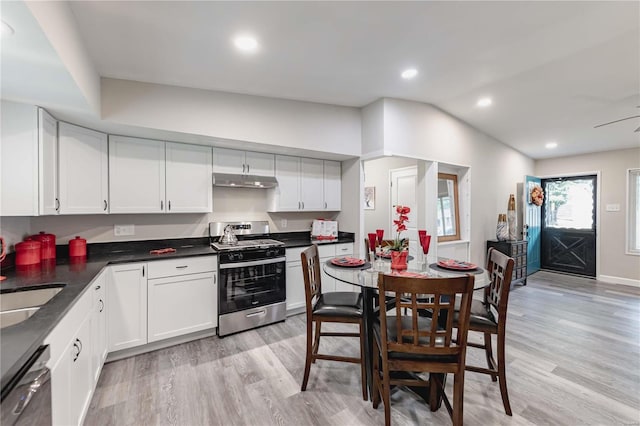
[286,246,309,263]
[334,243,353,256]
[147,256,217,279]
[317,244,336,259]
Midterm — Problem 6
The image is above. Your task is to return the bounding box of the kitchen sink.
[0,286,65,329]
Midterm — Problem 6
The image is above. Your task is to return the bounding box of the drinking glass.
[367,233,377,268]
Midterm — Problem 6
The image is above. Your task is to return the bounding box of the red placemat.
[437,259,477,270]
[331,257,366,267]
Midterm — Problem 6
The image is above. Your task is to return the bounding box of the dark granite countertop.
[0,232,354,392]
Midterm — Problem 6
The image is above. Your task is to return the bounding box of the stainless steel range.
[210,221,286,337]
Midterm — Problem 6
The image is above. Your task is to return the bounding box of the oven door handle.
[220,257,286,269]
[245,309,267,318]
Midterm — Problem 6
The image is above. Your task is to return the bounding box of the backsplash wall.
[3,187,339,248]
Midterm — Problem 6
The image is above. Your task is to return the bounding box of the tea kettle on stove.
[220,224,238,245]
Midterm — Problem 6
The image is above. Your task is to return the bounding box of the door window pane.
[544,178,595,229]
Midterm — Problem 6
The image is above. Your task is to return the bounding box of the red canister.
[69,236,87,258]
[15,240,42,266]
[32,231,56,260]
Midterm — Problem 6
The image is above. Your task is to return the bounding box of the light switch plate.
[605,204,620,212]
[114,224,135,236]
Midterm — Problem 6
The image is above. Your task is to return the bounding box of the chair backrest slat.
[485,248,515,320]
[301,245,322,313]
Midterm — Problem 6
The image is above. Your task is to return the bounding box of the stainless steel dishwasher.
[1,345,51,426]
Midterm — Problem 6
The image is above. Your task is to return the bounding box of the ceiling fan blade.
[594,115,640,128]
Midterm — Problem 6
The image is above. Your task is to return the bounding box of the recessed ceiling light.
[476,97,492,107]
[545,142,558,149]
[401,68,418,79]
[1,21,14,37]
[233,36,258,53]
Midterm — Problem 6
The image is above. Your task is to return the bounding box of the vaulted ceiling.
[2,1,639,159]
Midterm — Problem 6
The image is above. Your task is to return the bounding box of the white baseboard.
[598,274,640,288]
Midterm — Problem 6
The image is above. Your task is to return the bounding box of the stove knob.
[238,252,244,261]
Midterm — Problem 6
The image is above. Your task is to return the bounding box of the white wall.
[25,1,100,114]
[0,217,31,251]
[101,79,361,157]
[535,148,640,283]
[362,98,535,267]
[363,156,417,234]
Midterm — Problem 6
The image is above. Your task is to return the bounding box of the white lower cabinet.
[319,243,356,293]
[285,242,356,313]
[91,271,107,383]
[46,284,94,426]
[107,263,148,352]
[285,247,307,312]
[147,257,217,342]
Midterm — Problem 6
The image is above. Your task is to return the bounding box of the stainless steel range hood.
[212,173,278,189]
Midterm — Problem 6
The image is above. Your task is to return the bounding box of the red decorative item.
[367,233,377,251]
[69,236,87,258]
[15,240,42,266]
[32,231,56,260]
[390,250,408,270]
[375,229,384,246]
[420,234,431,255]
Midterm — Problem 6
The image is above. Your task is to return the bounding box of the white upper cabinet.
[0,101,39,216]
[39,108,59,215]
[323,160,341,210]
[300,158,324,211]
[245,151,275,176]
[270,155,341,212]
[110,138,212,214]
[212,147,274,176]
[165,142,213,213]
[58,122,109,214]
[109,136,166,213]
[271,155,301,211]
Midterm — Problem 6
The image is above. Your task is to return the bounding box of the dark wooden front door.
[541,175,597,277]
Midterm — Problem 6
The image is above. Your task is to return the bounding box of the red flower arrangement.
[391,205,410,251]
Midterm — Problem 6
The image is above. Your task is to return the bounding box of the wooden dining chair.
[300,245,367,400]
[372,273,475,426]
[454,247,515,415]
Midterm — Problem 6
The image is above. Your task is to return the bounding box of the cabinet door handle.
[168,200,171,211]
[242,164,246,174]
[73,338,82,362]
[142,266,145,277]
[99,299,104,313]
[301,201,304,209]
[161,200,164,210]
[103,200,108,211]
[55,198,60,211]
[95,285,101,291]
[324,202,327,209]
[175,265,188,269]
[247,164,250,174]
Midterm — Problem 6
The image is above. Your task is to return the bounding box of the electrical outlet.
[281,219,287,228]
[114,224,135,236]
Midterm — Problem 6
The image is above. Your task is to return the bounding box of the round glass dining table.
[322,259,485,401]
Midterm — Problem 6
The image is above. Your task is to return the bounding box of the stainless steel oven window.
[219,259,286,314]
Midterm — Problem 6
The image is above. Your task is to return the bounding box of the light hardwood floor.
[85,271,640,425]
